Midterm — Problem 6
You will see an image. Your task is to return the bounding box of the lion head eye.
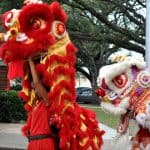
[30,17,47,30]
[112,73,128,88]
[30,18,42,30]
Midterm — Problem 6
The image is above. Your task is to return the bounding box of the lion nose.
[95,88,105,97]
[10,27,18,36]
[5,27,19,41]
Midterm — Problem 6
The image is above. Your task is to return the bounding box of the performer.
[96,50,150,150]
[0,0,105,149]
[22,57,56,150]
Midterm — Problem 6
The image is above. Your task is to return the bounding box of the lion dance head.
[0,0,67,63]
[96,50,150,149]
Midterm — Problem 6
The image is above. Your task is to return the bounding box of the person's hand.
[28,56,33,63]
[24,0,35,5]
[28,56,36,68]
[23,0,41,5]
[23,0,31,5]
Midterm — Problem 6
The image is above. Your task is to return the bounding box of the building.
[0,59,7,90]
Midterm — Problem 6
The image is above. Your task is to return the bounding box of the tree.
[0,0,146,91]
[58,0,146,90]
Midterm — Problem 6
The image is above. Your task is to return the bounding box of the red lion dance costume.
[0,0,104,150]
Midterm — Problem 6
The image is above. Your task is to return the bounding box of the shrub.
[0,90,26,122]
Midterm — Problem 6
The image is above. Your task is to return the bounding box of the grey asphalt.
[0,123,119,150]
[0,123,27,150]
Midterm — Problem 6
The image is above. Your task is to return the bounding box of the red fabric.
[28,139,55,150]
[29,101,51,135]
[7,60,24,80]
[23,101,55,150]
[136,127,150,143]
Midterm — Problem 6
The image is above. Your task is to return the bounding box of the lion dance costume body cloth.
[0,0,104,150]
[96,51,150,150]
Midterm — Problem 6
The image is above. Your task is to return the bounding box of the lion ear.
[50,1,68,24]
[51,21,66,39]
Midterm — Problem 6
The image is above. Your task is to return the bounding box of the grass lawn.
[80,104,119,129]
[80,104,139,135]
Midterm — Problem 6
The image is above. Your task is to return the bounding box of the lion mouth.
[117,110,133,134]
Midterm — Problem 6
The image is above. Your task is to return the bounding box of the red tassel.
[36,63,45,75]
[7,60,24,80]
[24,103,32,112]
[18,91,29,102]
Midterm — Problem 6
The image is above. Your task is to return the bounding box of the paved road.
[0,123,27,150]
[0,123,130,150]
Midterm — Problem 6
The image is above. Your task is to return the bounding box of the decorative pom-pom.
[24,103,32,111]
[95,88,105,97]
[7,60,24,80]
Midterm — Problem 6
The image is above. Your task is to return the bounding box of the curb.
[0,148,25,150]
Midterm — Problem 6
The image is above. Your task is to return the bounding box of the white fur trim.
[99,60,146,87]
[99,62,131,91]
[136,113,146,128]
[129,59,146,69]
[97,60,146,95]
[98,63,132,95]
[16,33,28,42]
[4,32,11,41]
[101,97,129,115]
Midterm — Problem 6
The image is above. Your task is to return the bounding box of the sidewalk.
[0,123,27,150]
[0,123,117,150]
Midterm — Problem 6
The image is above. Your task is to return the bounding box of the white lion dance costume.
[0,0,104,150]
[96,50,150,150]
